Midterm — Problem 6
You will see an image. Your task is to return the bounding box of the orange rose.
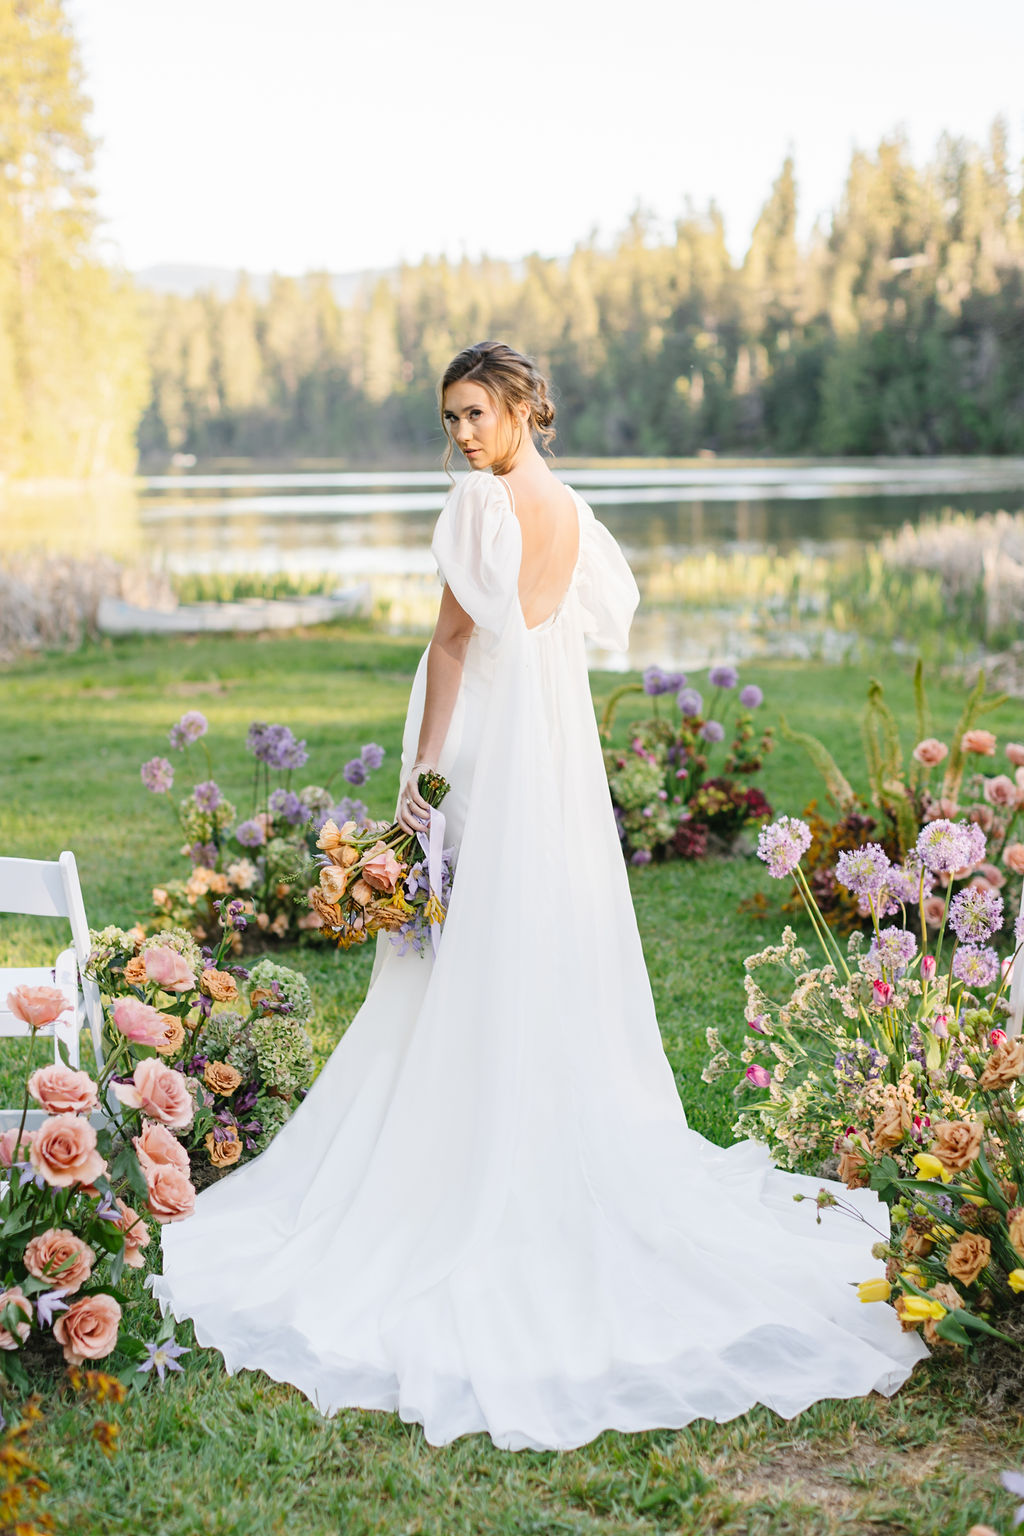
[200,969,238,1003]
[27,1062,99,1116]
[0,1287,32,1350]
[115,1198,151,1268]
[203,1061,242,1095]
[132,1119,190,1177]
[204,1129,242,1168]
[872,1086,913,1150]
[112,1057,194,1130]
[144,1164,197,1224]
[30,1114,106,1189]
[946,1233,991,1287]
[23,1228,95,1293]
[123,955,149,986]
[156,1014,186,1057]
[53,1292,121,1365]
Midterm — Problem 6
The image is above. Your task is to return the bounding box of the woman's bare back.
[496,473,580,630]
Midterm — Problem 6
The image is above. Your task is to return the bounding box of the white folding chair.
[1011,879,1024,1040]
[0,851,111,1131]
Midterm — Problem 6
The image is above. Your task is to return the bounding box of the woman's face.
[442,380,523,469]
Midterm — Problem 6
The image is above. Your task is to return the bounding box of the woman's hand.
[397,761,436,837]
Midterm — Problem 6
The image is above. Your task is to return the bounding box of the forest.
[3,0,1024,474]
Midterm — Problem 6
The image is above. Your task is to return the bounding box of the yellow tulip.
[933,1224,958,1240]
[912,1153,952,1184]
[900,1264,925,1285]
[856,1277,892,1304]
[961,1193,988,1207]
[1008,1270,1024,1294]
[899,1295,947,1322]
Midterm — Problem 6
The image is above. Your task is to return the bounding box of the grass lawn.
[2,625,1024,1535]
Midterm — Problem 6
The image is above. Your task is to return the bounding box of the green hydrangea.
[298,784,332,816]
[246,958,313,1025]
[141,927,203,971]
[199,1010,246,1061]
[253,1094,292,1151]
[606,755,665,814]
[262,834,306,887]
[179,794,236,846]
[249,1015,315,1096]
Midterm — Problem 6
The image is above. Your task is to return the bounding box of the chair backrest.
[1010,879,1024,1039]
[0,852,92,968]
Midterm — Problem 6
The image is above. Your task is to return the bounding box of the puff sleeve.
[431,471,522,637]
[574,502,640,653]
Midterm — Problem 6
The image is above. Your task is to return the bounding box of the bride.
[148,340,928,1451]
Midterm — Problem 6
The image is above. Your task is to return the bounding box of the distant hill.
[132,263,391,303]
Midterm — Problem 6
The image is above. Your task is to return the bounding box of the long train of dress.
[147,471,927,1451]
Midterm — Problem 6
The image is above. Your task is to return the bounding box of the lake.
[7,458,1024,671]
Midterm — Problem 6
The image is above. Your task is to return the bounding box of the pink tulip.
[747,1013,767,1033]
[991,1028,1008,1046]
[745,1064,771,1088]
[872,980,894,1007]
[920,955,936,981]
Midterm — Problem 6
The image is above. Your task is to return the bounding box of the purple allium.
[887,855,936,905]
[193,780,222,812]
[709,664,739,689]
[268,788,309,825]
[662,671,687,692]
[699,720,726,744]
[246,721,309,771]
[756,816,812,879]
[917,818,976,874]
[643,666,668,696]
[630,848,653,866]
[235,819,266,848]
[326,796,369,830]
[360,742,385,771]
[739,684,763,709]
[343,758,368,786]
[869,926,918,976]
[168,711,208,749]
[141,757,174,793]
[678,687,704,717]
[138,1336,191,1384]
[952,944,999,989]
[835,844,892,897]
[949,886,1004,944]
[187,841,218,868]
[961,821,987,867]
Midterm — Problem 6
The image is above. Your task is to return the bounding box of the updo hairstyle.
[439,341,556,476]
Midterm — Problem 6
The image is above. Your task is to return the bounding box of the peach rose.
[203,1060,242,1095]
[362,844,404,894]
[112,1057,194,1130]
[974,861,1007,888]
[912,738,949,767]
[309,888,341,927]
[30,1113,106,1189]
[946,1233,991,1287]
[924,796,960,822]
[319,864,350,903]
[151,886,170,908]
[923,895,946,930]
[122,955,149,987]
[962,729,997,756]
[205,1129,243,1168]
[902,1223,935,1259]
[873,1086,913,1150]
[156,1014,186,1057]
[132,1118,190,1177]
[111,996,170,1048]
[200,969,238,1003]
[27,1062,99,1116]
[144,1163,197,1224]
[1007,1206,1024,1261]
[837,1131,873,1190]
[1003,843,1024,876]
[144,946,195,993]
[1006,743,1024,767]
[0,1287,32,1350]
[0,1128,33,1167]
[5,984,68,1029]
[52,1292,121,1365]
[23,1228,95,1293]
[349,879,374,907]
[931,1119,984,1171]
[978,1038,1024,1091]
[983,774,1017,808]
[115,1198,151,1268]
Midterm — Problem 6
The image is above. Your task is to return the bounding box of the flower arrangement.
[704,804,1024,1352]
[313,769,454,953]
[600,664,774,865]
[140,709,388,948]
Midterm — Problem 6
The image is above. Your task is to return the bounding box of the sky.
[68,0,1024,278]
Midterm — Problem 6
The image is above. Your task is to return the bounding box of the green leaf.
[933,1311,974,1346]
[778,714,856,811]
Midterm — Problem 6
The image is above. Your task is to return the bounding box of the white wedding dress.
[148,470,927,1451]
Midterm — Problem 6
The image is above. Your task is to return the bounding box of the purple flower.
[360,742,385,771]
[138,1336,191,1384]
[869,926,918,976]
[343,758,368,786]
[630,848,653,866]
[678,687,703,718]
[35,1286,72,1328]
[745,1063,771,1088]
[952,944,999,989]
[662,671,687,692]
[168,711,208,749]
[699,720,725,744]
[246,721,309,771]
[887,855,935,905]
[268,788,309,826]
[949,886,1004,944]
[917,818,979,874]
[235,819,266,848]
[835,844,892,897]
[326,796,369,830]
[193,780,222,812]
[642,666,667,696]
[709,665,739,689]
[757,816,812,879]
[187,840,218,868]
[141,757,174,793]
[739,684,763,709]
[961,821,987,867]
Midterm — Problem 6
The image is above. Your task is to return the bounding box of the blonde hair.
[439,341,556,476]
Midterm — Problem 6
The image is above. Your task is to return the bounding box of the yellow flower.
[1008,1269,1024,1293]
[899,1295,947,1322]
[961,1193,988,1207]
[933,1224,958,1240]
[856,1277,892,1303]
[913,1152,952,1184]
[900,1264,925,1285]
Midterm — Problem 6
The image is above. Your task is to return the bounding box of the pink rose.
[962,729,997,756]
[115,1198,151,1268]
[1006,743,1024,767]
[968,876,999,898]
[984,774,1017,809]
[0,1287,32,1350]
[1004,843,1024,876]
[968,803,996,832]
[360,843,404,894]
[975,861,1007,889]
[27,1062,99,1116]
[0,1128,34,1167]
[112,1058,194,1130]
[30,1114,106,1189]
[924,796,960,822]
[913,738,949,767]
[923,895,946,930]
[143,946,196,993]
[745,1064,771,1088]
[112,996,171,1048]
[52,1292,121,1365]
[23,1228,95,1293]
[133,1118,190,1176]
[5,984,68,1029]
[144,1163,197,1224]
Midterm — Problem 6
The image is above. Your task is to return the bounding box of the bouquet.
[312,769,453,952]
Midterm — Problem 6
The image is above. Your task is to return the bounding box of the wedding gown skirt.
[148,472,927,1450]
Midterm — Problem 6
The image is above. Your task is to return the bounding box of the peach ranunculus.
[1004,843,1024,876]
[983,774,1018,809]
[203,1060,242,1095]
[1006,742,1024,768]
[143,946,196,993]
[912,738,949,767]
[144,1163,197,1224]
[23,1228,95,1293]
[946,1233,991,1287]
[319,864,350,903]
[115,1198,151,1268]
[26,1062,99,1116]
[122,955,149,987]
[132,1118,190,1177]
[30,1114,106,1189]
[349,878,374,907]
[52,1292,121,1365]
[931,1119,985,1170]
[200,968,238,1003]
[112,1057,194,1130]
[205,1128,243,1168]
[156,1014,186,1057]
[0,1287,32,1350]
[5,984,69,1029]
[111,996,170,1048]
[0,1128,34,1167]
[361,844,404,894]
[962,729,997,756]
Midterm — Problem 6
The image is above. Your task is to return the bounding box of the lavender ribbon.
[417,804,447,958]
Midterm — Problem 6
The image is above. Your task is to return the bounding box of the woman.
[149,341,927,1451]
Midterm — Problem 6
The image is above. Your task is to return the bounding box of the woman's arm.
[396,582,475,834]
